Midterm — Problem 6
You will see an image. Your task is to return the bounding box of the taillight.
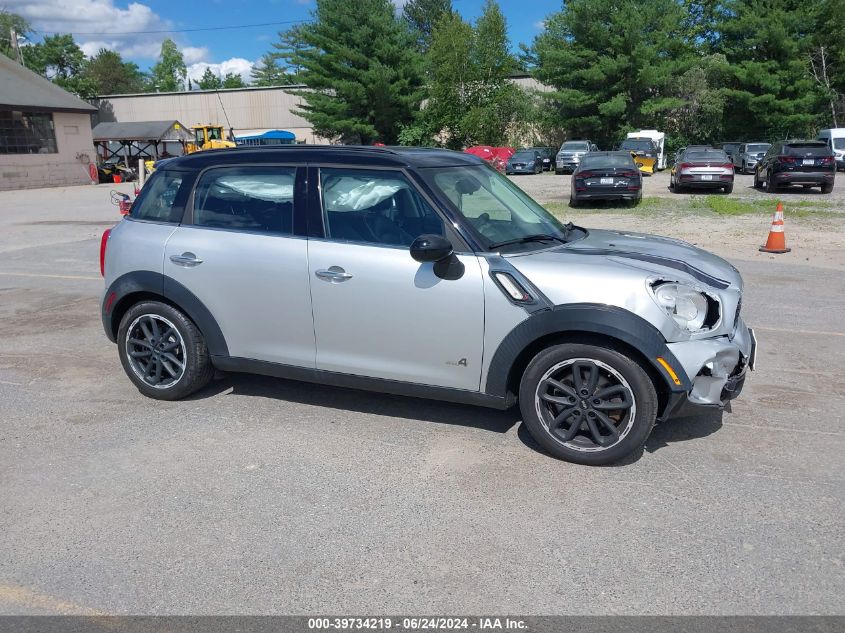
[575,170,597,179]
[620,170,639,178]
[820,156,834,165]
[778,155,797,164]
[720,163,734,170]
[679,163,693,170]
[100,229,111,277]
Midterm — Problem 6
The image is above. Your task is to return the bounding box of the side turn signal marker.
[656,357,682,386]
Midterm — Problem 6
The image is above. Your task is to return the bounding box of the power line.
[36,18,312,37]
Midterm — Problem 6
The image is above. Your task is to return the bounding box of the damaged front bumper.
[666,318,756,410]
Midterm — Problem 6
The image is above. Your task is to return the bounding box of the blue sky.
[8,0,554,83]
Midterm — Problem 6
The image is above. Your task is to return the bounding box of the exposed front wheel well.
[504,331,671,417]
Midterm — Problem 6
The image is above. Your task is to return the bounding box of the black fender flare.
[102,271,229,357]
[484,303,691,397]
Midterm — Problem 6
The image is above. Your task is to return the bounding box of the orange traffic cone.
[759,202,791,254]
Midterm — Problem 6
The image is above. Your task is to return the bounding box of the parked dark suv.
[754,140,835,193]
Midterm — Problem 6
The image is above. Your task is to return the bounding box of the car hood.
[509,229,742,292]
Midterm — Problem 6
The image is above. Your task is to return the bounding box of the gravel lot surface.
[0,182,842,616]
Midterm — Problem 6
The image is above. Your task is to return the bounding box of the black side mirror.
[410,234,453,263]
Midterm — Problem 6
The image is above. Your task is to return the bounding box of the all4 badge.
[446,358,468,367]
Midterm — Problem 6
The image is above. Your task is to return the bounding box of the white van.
[816,128,845,171]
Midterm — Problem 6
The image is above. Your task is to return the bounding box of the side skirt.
[211,356,516,410]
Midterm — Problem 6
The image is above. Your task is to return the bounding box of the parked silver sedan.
[670,148,735,193]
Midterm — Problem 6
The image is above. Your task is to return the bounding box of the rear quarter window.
[130,171,188,223]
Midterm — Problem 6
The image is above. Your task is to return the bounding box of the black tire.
[555,169,563,175]
[569,192,579,207]
[766,174,778,193]
[117,300,213,400]
[821,182,833,194]
[519,343,658,466]
[723,183,733,194]
[753,170,761,188]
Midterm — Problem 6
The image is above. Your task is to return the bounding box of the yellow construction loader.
[186,124,237,153]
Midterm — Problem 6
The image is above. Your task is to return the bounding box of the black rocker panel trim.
[484,303,692,397]
[102,271,229,357]
[212,356,515,410]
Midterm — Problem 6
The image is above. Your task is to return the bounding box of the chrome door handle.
[315,267,353,282]
[170,252,203,267]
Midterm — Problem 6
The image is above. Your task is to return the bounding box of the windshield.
[746,144,770,153]
[621,139,654,151]
[512,151,536,160]
[685,150,729,162]
[561,142,589,151]
[420,164,571,251]
[581,154,635,169]
[784,143,829,156]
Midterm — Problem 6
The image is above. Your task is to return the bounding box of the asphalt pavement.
[0,183,842,615]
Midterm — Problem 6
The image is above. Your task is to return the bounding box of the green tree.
[149,38,186,92]
[81,48,146,95]
[716,0,821,140]
[197,67,222,90]
[251,52,289,86]
[0,10,30,61]
[403,0,452,53]
[283,0,424,144]
[222,72,246,88]
[272,25,309,82]
[531,0,692,147]
[807,0,845,127]
[419,1,522,148]
[24,34,96,97]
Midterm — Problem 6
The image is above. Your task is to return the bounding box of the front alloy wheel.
[519,343,658,465]
[535,359,636,452]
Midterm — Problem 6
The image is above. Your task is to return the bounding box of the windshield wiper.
[488,233,568,250]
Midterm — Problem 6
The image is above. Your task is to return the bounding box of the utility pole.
[9,28,23,65]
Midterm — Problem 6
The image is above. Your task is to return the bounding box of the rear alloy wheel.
[821,182,833,194]
[118,301,213,400]
[519,343,658,465]
[724,183,734,194]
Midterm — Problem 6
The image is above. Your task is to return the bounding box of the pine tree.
[149,38,187,92]
[716,0,822,139]
[222,72,246,89]
[531,0,692,147]
[281,0,424,144]
[198,67,222,90]
[403,0,452,53]
[251,52,289,86]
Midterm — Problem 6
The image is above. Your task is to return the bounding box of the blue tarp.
[236,130,296,143]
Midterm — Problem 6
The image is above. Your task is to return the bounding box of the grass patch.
[688,195,760,215]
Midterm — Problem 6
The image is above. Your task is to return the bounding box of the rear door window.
[192,166,296,234]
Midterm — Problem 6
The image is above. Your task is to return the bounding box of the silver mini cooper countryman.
[101,146,756,465]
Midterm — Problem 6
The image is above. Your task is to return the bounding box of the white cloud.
[181,46,210,65]
[7,0,177,60]
[187,58,255,84]
[534,20,546,30]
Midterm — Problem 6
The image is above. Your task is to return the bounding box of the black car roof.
[160,145,485,170]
